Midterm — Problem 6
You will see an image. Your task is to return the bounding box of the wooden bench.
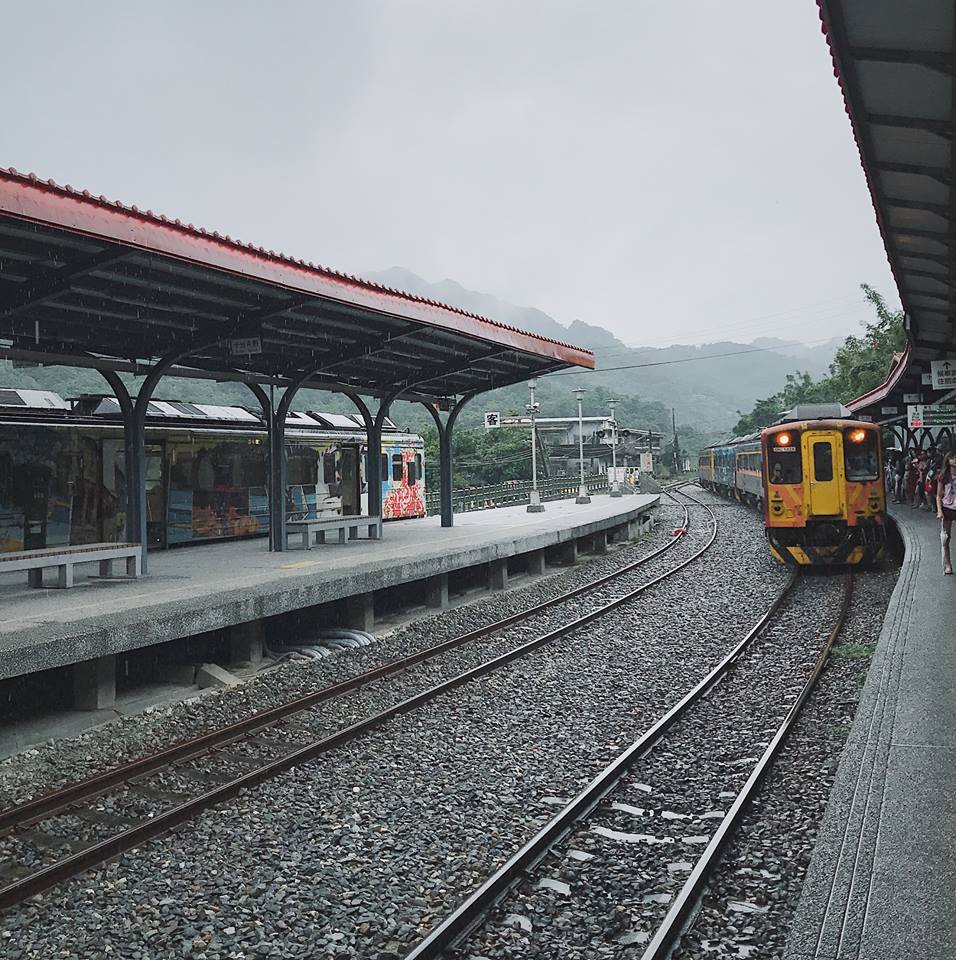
[284,515,382,549]
[0,542,143,589]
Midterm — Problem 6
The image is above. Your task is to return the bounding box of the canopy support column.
[97,370,136,544]
[129,353,189,573]
[245,382,275,550]
[420,392,478,528]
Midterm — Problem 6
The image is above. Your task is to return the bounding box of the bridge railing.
[424,474,611,516]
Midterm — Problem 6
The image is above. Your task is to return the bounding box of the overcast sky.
[0,1,898,350]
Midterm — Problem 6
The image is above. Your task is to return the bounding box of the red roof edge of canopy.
[847,342,912,412]
[0,167,595,371]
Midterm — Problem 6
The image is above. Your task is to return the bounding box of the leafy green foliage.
[731,284,905,437]
[423,425,533,488]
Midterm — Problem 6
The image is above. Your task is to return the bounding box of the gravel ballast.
[0,491,895,960]
[0,500,683,809]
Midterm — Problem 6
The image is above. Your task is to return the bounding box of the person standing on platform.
[905,449,920,505]
[913,451,929,510]
[893,449,907,503]
[935,450,956,575]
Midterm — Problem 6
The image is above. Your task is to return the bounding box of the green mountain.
[365,268,841,434]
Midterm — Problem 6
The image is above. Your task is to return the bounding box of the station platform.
[0,494,658,684]
[785,506,956,960]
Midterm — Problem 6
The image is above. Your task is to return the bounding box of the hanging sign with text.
[229,337,262,356]
[931,359,956,389]
[908,403,956,428]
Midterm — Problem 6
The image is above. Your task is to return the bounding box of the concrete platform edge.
[0,498,658,681]
[783,514,920,960]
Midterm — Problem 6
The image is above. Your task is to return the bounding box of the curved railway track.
[404,567,853,960]
[0,485,715,911]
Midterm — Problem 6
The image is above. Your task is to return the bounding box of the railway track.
[0,485,715,911]
[404,567,853,959]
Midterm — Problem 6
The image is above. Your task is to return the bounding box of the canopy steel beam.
[893,227,956,245]
[849,45,956,77]
[395,348,512,389]
[0,246,129,327]
[903,269,956,287]
[867,113,956,138]
[881,196,951,217]
[877,160,953,185]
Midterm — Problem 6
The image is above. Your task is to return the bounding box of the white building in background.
[497,415,614,445]
[491,415,664,477]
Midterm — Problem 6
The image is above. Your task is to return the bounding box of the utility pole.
[672,407,681,476]
[527,378,544,512]
[574,388,590,504]
[608,397,622,497]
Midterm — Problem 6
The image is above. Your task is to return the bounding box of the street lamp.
[527,378,545,513]
[573,388,590,504]
[607,397,622,497]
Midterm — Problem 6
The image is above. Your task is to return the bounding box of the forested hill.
[365,268,841,432]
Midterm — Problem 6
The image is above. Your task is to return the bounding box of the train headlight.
[776,432,791,446]
[849,429,867,443]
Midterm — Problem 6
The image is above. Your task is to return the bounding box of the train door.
[805,432,842,516]
[340,446,360,516]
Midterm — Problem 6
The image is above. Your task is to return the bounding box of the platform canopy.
[819,1,956,431]
[0,168,593,403]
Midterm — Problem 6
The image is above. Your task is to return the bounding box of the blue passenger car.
[712,445,736,492]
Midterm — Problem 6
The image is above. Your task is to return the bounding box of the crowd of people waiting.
[886,445,956,575]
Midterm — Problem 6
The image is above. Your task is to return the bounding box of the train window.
[287,450,316,486]
[407,459,418,484]
[813,442,834,482]
[322,452,336,485]
[381,453,388,479]
[392,454,403,481]
[415,453,423,479]
[844,429,879,481]
[767,436,802,484]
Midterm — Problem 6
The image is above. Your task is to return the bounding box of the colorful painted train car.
[0,389,425,554]
[699,404,886,565]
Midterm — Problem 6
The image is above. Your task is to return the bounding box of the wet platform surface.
[785,506,956,960]
[0,494,658,680]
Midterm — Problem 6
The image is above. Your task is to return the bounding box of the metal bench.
[0,542,143,588]
[284,515,382,549]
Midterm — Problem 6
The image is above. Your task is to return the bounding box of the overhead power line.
[546,336,843,378]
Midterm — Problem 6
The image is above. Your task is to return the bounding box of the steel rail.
[0,491,688,836]
[639,570,853,960]
[402,560,801,960]
[0,488,711,911]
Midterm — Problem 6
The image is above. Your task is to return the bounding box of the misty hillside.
[367,268,842,431]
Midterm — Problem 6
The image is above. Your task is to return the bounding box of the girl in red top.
[935,451,956,575]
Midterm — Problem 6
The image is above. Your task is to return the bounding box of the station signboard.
[229,337,262,356]
[640,452,654,471]
[881,406,898,415]
[931,359,956,390]
[908,403,956,428]
[903,393,921,404]
[483,411,500,429]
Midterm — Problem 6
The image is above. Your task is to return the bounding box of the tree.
[730,283,905,437]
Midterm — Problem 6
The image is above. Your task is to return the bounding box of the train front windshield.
[767,431,802,484]
[844,428,879,481]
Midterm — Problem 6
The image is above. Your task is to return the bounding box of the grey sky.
[0,1,898,350]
